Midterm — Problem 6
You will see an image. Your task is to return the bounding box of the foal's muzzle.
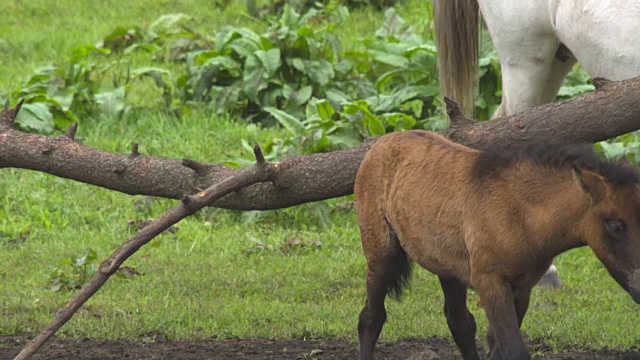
[629,270,640,304]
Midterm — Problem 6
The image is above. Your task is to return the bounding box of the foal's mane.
[472,143,640,186]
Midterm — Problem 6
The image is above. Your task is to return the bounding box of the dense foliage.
[7,4,597,157]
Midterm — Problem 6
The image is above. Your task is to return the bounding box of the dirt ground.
[2,335,640,360]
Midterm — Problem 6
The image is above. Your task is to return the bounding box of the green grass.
[1,0,639,354]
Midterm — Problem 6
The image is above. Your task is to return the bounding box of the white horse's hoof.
[536,265,563,288]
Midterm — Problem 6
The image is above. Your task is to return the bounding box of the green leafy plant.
[557,66,595,100]
[48,249,99,292]
[179,4,353,121]
[11,14,198,133]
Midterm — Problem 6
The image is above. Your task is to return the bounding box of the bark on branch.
[2,76,640,211]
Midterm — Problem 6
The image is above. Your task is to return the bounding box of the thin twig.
[13,147,278,360]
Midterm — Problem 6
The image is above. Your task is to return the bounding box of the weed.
[48,249,99,292]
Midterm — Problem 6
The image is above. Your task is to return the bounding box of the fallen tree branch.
[2,76,640,210]
[13,145,279,360]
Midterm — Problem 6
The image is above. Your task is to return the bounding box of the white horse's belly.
[555,0,640,79]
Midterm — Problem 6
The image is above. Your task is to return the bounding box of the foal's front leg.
[472,274,530,360]
[439,276,480,360]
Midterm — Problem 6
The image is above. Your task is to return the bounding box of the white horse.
[434,0,640,117]
[434,0,640,287]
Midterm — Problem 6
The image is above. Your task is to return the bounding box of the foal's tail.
[433,0,480,117]
[384,223,413,301]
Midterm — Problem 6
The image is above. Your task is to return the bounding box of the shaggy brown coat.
[354,130,640,360]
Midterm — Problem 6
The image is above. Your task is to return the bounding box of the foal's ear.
[573,167,606,201]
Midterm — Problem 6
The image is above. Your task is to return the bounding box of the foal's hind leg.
[357,269,389,360]
[357,225,411,360]
[439,277,480,360]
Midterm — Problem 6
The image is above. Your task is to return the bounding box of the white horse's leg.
[539,44,577,103]
[493,43,577,118]
[479,1,561,118]
[490,36,562,118]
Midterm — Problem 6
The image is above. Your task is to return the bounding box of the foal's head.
[476,143,640,303]
[543,146,640,303]
[575,155,640,303]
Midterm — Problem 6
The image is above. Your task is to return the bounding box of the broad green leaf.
[202,56,242,78]
[100,26,139,51]
[222,161,242,169]
[325,88,352,106]
[283,85,312,108]
[369,85,438,112]
[228,37,261,57]
[366,115,386,136]
[20,66,56,95]
[334,58,354,75]
[264,107,308,136]
[70,44,110,63]
[405,44,438,62]
[557,84,595,98]
[215,28,238,50]
[306,60,334,86]
[241,139,255,154]
[291,37,311,57]
[131,67,172,104]
[95,86,126,117]
[298,8,322,27]
[315,99,335,121]
[374,8,406,39]
[193,65,220,101]
[242,54,267,102]
[52,109,75,129]
[367,49,409,67]
[217,27,261,51]
[289,58,305,72]
[408,49,437,71]
[297,25,314,38]
[50,89,75,112]
[375,67,411,90]
[279,4,301,28]
[124,43,162,56]
[599,141,626,159]
[101,26,131,43]
[255,48,281,77]
[327,134,361,148]
[260,88,282,109]
[344,100,385,136]
[258,36,275,51]
[131,66,171,78]
[211,85,242,114]
[382,113,417,131]
[310,130,331,152]
[149,13,191,34]
[15,102,55,134]
[190,50,220,66]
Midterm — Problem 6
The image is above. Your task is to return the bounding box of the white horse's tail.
[434,0,480,117]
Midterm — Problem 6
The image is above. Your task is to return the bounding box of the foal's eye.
[604,218,627,238]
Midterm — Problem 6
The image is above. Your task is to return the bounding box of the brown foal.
[354,130,640,360]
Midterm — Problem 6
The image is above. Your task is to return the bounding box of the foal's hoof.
[536,265,563,288]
